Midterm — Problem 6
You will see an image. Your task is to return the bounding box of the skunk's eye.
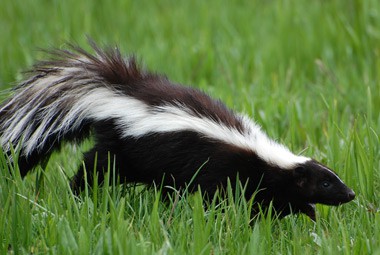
[322,181,330,188]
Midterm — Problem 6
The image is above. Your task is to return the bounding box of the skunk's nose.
[348,190,355,201]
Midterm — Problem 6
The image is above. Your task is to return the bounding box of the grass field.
[1,0,379,254]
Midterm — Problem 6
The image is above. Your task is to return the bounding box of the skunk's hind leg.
[70,147,113,193]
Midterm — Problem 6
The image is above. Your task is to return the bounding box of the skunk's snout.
[339,188,355,204]
[347,190,356,201]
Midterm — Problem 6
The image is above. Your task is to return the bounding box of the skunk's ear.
[294,166,306,177]
[293,166,307,188]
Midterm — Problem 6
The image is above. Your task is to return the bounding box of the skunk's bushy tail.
[0,43,146,175]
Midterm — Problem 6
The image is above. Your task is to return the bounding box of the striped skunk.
[0,42,355,220]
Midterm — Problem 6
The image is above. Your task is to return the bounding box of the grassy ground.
[1,0,379,254]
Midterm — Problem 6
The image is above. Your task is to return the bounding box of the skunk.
[0,42,355,220]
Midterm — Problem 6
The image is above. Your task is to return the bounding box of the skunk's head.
[292,160,355,205]
[283,159,355,220]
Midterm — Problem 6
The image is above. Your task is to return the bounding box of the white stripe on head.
[318,163,344,183]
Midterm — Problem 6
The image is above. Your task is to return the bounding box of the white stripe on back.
[71,88,309,168]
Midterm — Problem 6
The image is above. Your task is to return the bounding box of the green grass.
[1,0,379,254]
